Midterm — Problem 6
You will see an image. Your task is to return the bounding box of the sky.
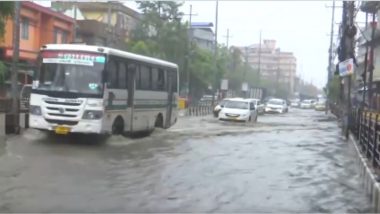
[35,0,362,89]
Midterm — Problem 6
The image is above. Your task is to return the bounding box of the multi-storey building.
[239,40,297,93]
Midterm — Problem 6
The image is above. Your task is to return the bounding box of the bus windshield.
[36,51,105,95]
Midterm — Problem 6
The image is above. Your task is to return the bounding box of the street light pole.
[326,0,335,114]
[211,0,219,106]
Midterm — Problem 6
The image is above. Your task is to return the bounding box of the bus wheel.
[112,117,124,135]
[155,114,164,128]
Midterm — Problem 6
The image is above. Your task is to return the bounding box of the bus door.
[165,70,174,128]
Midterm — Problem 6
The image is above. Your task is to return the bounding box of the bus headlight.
[30,105,42,115]
[82,110,103,120]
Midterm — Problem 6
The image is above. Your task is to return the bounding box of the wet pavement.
[0,108,373,212]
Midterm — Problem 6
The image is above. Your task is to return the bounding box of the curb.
[349,133,380,212]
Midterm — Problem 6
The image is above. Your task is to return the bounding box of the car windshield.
[268,100,283,105]
[225,101,249,109]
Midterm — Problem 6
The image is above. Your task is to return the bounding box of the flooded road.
[0,108,372,212]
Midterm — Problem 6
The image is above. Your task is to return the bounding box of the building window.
[62,31,68,43]
[21,17,29,40]
[54,28,59,43]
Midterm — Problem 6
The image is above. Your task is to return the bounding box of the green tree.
[0,61,7,84]
[0,2,13,38]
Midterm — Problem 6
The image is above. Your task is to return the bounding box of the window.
[250,102,254,109]
[168,70,178,92]
[21,17,29,40]
[151,67,159,90]
[107,60,118,88]
[118,61,127,89]
[158,69,165,90]
[62,31,68,43]
[54,28,59,43]
[139,65,151,90]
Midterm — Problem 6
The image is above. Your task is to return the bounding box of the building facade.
[190,22,214,52]
[240,40,297,93]
[0,1,74,86]
[0,2,74,65]
[52,2,141,49]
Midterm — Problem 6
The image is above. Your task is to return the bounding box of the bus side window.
[107,60,118,88]
[158,69,165,91]
[151,67,158,90]
[139,65,151,90]
[171,70,178,92]
[118,61,127,89]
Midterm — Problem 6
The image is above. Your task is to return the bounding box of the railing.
[185,105,213,117]
[351,108,380,169]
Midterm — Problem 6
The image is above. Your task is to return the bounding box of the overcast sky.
[36,1,363,89]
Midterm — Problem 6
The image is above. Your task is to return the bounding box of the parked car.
[300,100,314,109]
[265,98,288,113]
[246,98,265,115]
[218,98,258,122]
[314,100,326,111]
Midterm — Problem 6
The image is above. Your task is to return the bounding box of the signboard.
[221,79,228,90]
[338,58,354,77]
[242,82,248,91]
[41,51,106,66]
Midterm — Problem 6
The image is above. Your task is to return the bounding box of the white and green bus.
[29,44,178,135]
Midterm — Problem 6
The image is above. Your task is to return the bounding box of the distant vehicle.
[265,98,288,113]
[290,98,300,108]
[213,98,232,117]
[300,100,314,109]
[246,98,265,115]
[29,44,179,135]
[314,100,326,111]
[218,98,258,122]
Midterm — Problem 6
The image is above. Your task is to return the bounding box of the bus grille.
[45,119,78,126]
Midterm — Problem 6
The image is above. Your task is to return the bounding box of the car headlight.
[30,105,42,115]
[82,110,103,120]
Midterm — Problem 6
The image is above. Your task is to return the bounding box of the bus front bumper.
[29,115,103,134]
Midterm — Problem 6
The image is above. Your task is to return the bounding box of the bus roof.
[41,44,179,69]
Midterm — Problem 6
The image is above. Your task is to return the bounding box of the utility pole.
[223,28,232,48]
[368,12,377,109]
[183,5,197,100]
[326,0,335,114]
[11,1,21,134]
[211,0,219,106]
[106,2,112,47]
[338,1,356,138]
[73,2,77,42]
[362,12,369,108]
[258,30,262,83]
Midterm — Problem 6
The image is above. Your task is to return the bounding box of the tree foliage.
[129,1,265,99]
[0,2,13,39]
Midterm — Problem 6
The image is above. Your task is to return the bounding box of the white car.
[218,99,258,122]
[265,98,288,113]
[246,98,265,115]
[300,100,314,109]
